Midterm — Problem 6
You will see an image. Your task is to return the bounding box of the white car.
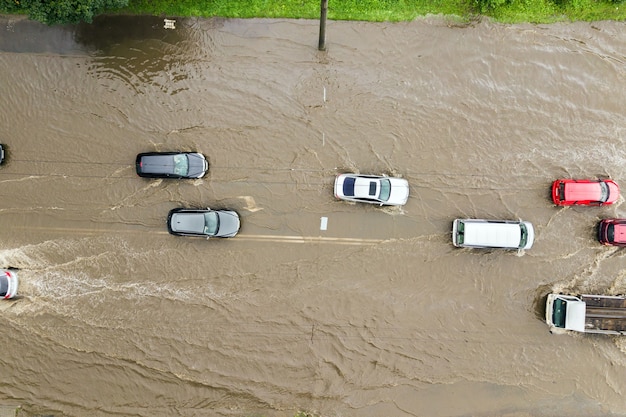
[0,269,18,299]
[334,174,409,206]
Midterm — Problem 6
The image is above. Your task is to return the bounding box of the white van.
[452,219,534,249]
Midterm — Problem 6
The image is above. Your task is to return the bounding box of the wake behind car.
[0,269,18,299]
[552,179,619,206]
[167,208,240,238]
[598,219,626,246]
[136,152,208,179]
[334,173,409,206]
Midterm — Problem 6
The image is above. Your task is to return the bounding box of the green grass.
[118,0,625,23]
[1,0,624,25]
[485,0,626,22]
[120,0,471,21]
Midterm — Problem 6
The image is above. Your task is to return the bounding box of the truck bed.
[581,295,626,333]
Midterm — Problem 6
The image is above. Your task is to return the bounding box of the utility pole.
[318,0,328,51]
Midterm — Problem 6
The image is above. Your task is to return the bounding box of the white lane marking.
[240,234,382,245]
[11,226,383,245]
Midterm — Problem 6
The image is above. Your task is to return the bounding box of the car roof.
[461,221,523,248]
[139,154,178,175]
[564,181,602,201]
[352,176,380,198]
[170,212,205,234]
[613,223,626,243]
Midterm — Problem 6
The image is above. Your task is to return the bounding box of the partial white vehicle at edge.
[545,293,626,335]
[334,173,409,206]
[0,269,18,299]
[452,218,534,250]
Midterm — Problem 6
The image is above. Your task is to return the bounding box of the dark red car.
[598,219,626,246]
[552,179,619,206]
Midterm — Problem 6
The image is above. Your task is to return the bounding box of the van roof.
[462,221,523,248]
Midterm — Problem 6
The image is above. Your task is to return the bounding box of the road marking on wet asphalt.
[239,234,383,245]
[11,226,384,245]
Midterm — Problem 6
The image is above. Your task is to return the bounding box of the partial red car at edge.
[552,179,619,206]
[598,219,626,246]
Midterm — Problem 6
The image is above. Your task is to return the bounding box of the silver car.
[0,269,18,299]
[135,152,208,179]
[167,208,240,238]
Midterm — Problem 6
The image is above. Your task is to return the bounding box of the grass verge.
[120,0,625,23]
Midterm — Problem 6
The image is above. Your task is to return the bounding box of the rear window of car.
[456,221,465,245]
[0,276,7,296]
[558,182,565,201]
[343,177,356,196]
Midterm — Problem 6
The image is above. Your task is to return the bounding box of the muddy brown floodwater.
[0,13,625,417]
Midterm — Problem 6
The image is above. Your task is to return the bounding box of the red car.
[598,219,626,246]
[552,179,619,206]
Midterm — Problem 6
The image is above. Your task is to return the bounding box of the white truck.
[545,293,626,335]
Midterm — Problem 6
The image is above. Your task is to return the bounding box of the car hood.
[387,178,409,205]
[216,211,240,237]
[187,154,208,178]
[607,181,620,204]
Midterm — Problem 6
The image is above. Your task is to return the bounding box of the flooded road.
[1,14,626,417]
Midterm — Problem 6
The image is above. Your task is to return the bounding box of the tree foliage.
[0,0,128,24]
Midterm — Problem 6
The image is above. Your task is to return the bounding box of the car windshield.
[519,224,528,248]
[599,181,610,202]
[173,154,189,177]
[552,298,567,328]
[379,179,391,201]
[204,211,219,235]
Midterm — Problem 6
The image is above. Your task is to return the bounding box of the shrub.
[8,0,129,24]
